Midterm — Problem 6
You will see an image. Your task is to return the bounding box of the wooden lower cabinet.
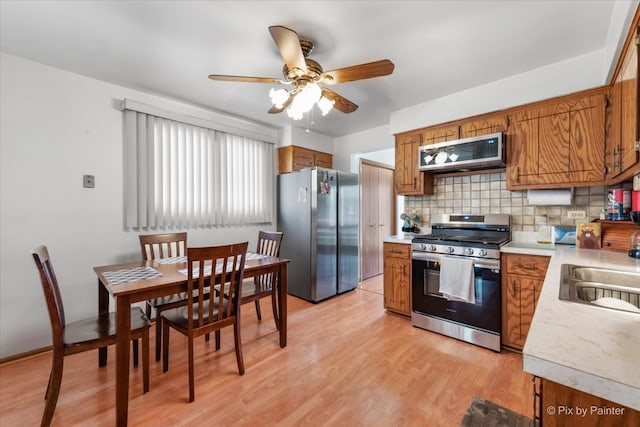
[383,242,411,316]
[540,378,640,426]
[501,253,550,350]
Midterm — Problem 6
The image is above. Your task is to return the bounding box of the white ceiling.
[0,1,629,138]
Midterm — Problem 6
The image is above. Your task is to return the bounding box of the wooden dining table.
[94,252,289,427]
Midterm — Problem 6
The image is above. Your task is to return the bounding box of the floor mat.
[460,397,533,427]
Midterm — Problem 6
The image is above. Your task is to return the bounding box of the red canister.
[633,190,640,212]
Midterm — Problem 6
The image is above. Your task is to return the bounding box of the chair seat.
[147,292,188,308]
[240,279,272,299]
[161,299,230,329]
[63,307,150,347]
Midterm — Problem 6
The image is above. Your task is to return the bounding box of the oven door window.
[412,259,500,334]
[422,260,484,305]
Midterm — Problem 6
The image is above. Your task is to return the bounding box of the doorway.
[360,160,395,281]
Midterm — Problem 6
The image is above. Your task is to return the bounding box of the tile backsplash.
[403,172,632,232]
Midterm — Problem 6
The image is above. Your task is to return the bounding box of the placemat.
[103,266,163,285]
[155,256,187,264]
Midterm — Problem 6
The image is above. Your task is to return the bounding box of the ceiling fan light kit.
[208,25,394,123]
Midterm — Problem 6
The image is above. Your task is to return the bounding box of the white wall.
[333,124,394,173]
[280,125,334,153]
[390,50,607,135]
[0,53,277,358]
[604,0,639,82]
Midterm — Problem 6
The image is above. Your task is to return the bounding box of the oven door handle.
[412,252,500,270]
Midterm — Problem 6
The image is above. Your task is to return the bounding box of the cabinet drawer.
[383,243,411,259]
[505,254,550,277]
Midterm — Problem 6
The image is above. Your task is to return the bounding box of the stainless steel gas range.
[411,213,510,352]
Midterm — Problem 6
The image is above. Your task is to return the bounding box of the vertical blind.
[124,110,274,229]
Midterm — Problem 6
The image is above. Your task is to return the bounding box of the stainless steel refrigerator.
[277,167,359,302]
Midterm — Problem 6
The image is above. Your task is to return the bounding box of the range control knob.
[465,247,474,256]
[420,244,427,251]
[428,245,437,252]
[446,246,455,254]
[478,249,488,257]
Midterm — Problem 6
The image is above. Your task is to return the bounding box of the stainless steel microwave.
[418,132,505,172]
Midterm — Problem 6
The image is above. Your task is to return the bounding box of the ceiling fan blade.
[322,88,358,114]
[208,74,282,84]
[321,59,395,85]
[268,25,307,75]
[267,95,294,114]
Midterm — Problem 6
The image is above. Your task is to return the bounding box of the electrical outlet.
[567,210,586,219]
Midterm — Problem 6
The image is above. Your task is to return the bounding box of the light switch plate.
[83,174,95,188]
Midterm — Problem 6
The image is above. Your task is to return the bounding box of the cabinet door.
[383,243,411,316]
[620,37,639,174]
[460,114,508,138]
[394,133,412,193]
[569,95,605,182]
[605,81,622,179]
[537,102,570,184]
[507,110,539,187]
[508,93,607,189]
[292,148,315,170]
[314,151,333,169]
[422,124,459,145]
[502,273,523,348]
[395,132,432,195]
[503,275,543,349]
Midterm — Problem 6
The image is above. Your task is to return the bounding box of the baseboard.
[0,346,51,365]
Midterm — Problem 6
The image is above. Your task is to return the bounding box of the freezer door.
[337,172,359,293]
[313,168,338,301]
[277,170,313,301]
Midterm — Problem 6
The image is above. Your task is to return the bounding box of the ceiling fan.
[208,25,395,120]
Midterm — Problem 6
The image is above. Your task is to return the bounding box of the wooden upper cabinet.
[421,124,459,145]
[507,91,606,189]
[460,114,509,138]
[394,132,434,195]
[606,25,639,181]
[278,145,333,174]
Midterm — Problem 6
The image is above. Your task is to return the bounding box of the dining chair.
[243,231,283,327]
[139,232,190,361]
[32,245,150,427]
[161,242,248,402]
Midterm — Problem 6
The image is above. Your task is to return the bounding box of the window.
[123,106,274,229]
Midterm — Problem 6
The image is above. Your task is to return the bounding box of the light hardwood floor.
[0,284,532,426]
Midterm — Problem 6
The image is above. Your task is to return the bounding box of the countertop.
[501,241,558,257]
[521,246,640,410]
[382,234,416,244]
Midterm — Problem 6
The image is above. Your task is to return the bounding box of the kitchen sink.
[559,264,640,314]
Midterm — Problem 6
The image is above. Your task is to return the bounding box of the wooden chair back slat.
[255,231,283,288]
[139,232,187,261]
[186,242,248,332]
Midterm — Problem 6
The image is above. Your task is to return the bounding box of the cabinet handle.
[516,261,537,270]
[516,167,520,184]
[512,280,517,294]
[413,177,417,189]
